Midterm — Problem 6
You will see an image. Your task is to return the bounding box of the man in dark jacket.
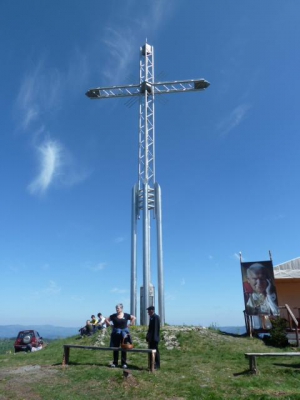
[146,306,160,369]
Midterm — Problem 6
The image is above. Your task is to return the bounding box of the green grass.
[0,339,14,355]
[0,326,300,399]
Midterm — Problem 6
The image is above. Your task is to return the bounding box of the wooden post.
[249,356,257,374]
[296,326,299,348]
[248,315,253,338]
[62,346,70,366]
[295,307,300,348]
[285,304,299,347]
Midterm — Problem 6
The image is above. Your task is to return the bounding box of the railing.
[243,311,274,337]
[244,305,299,347]
[278,304,299,347]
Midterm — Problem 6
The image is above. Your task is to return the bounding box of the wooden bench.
[245,352,300,374]
[62,345,157,372]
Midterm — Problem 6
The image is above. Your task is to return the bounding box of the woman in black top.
[105,303,136,368]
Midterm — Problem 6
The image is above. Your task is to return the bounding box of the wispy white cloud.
[71,295,85,302]
[180,278,186,286]
[151,2,170,26]
[85,262,106,272]
[16,47,91,131]
[27,137,91,195]
[66,47,90,94]
[28,139,63,195]
[115,236,125,243]
[217,104,251,136]
[32,280,61,299]
[9,265,20,273]
[58,148,92,188]
[61,167,91,188]
[23,107,39,130]
[165,292,176,302]
[15,56,91,196]
[16,71,40,129]
[136,2,176,33]
[5,261,26,273]
[102,29,136,84]
[267,213,285,221]
[100,3,177,86]
[15,60,62,131]
[111,287,128,294]
[44,280,61,295]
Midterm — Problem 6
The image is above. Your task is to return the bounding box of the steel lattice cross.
[86,43,209,325]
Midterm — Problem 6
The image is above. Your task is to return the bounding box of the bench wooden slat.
[64,344,155,353]
[244,352,300,374]
[245,352,300,357]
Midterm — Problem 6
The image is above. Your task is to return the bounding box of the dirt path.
[0,365,59,400]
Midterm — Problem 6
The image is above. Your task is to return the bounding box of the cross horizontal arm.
[86,79,210,99]
[153,79,210,95]
[86,84,141,99]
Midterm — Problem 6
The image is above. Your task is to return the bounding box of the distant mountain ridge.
[0,325,79,339]
[219,326,247,335]
[0,324,247,340]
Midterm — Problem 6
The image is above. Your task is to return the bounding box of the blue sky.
[1,1,300,328]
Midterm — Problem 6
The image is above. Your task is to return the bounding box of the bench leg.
[249,356,257,374]
[151,351,155,373]
[62,347,70,366]
[148,349,155,372]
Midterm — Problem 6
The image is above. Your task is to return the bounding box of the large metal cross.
[86,43,209,325]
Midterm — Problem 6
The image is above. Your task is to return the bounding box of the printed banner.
[241,260,279,316]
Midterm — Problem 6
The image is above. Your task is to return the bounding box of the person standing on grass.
[146,306,160,370]
[105,303,136,369]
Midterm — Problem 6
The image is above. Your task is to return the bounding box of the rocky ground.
[93,325,240,350]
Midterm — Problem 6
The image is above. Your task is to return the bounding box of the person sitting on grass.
[97,313,107,330]
[90,315,98,332]
[79,320,94,337]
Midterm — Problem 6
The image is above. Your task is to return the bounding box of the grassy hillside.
[0,339,15,355]
[0,326,299,399]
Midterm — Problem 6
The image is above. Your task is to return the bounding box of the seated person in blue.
[105,303,136,368]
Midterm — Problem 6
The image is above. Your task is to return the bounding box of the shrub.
[264,317,289,348]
